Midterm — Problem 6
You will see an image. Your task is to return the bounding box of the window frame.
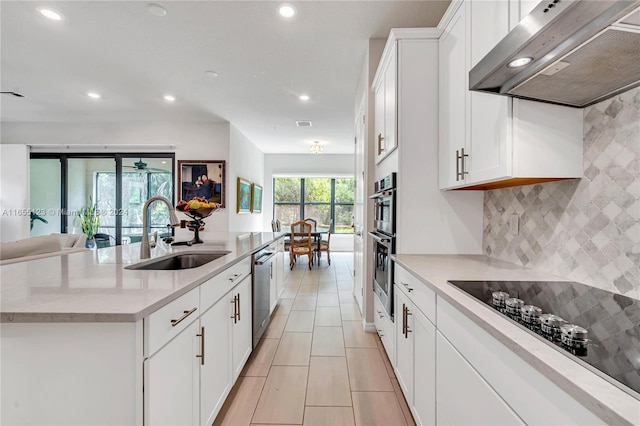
[30,152,175,245]
[273,177,354,234]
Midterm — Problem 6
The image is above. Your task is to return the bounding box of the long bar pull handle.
[378,133,385,155]
[461,147,469,178]
[456,149,461,181]
[270,263,273,279]
[402,304,407,337]
[230,295,237,323]
[171,307,197,327]
[236,293,241,322]
[196,327,205,365]
[405,308,412,338]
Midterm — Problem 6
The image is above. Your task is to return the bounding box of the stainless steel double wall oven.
[368,173,396,320]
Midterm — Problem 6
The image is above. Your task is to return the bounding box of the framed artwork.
[237,177,251,213]
[177,160,226,207]
[251,183,263,213]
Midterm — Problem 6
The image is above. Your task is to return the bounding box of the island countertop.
[392,254,639,426]
[0,232,283,323]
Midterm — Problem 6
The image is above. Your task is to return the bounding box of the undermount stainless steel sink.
[126,251,230,270]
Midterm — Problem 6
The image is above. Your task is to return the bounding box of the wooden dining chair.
[314,219,332,265]
[290,220,313,269]
[303,218,317,231]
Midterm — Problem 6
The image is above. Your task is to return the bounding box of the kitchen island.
[391,254,639,426]
[1,232,284,426]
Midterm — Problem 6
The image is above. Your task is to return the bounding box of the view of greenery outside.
[273,177,354,234]
[97,172,173,237]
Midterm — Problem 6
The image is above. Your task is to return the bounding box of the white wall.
[228,125,265,232]
[263,153,355,250]
[1,121,234,233]
[0,145,30,241]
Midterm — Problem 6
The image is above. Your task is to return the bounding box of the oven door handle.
[368,232,392,244]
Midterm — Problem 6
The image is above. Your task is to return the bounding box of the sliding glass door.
[29,158,62,236]
[30,153,174,246]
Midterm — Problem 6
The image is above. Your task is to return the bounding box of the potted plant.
[78,197,100,249]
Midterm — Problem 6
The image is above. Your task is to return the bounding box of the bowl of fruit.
[176,197,221,218]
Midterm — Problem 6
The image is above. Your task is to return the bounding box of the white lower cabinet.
[146,320,200,426]
[394,288,413,402]
[394,285,436,426]
[373,293,395,364]
[412,307,436,426]
[231,275,252,381]
[145,260,253,426]
[436,331,524,425]
[199,292,231,426]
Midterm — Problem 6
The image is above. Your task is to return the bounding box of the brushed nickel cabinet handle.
[402,304,407,337]
[170,307,197,327]
[405,308,412,338]
[456,149,461,181]
[401,281,414,293]
[377,310,384,319]
[236,293,241,322]
[378,133,385,155]
[230,295,237,323]
[461,147,469,178]
[196,326,205,365]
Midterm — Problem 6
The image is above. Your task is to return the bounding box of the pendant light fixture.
[310,141,323,154]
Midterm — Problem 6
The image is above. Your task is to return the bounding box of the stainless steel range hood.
[469,0,640,108]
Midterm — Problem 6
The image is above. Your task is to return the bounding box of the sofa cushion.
[0,234,63,260]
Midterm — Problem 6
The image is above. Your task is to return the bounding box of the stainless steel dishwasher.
[252,247,276,348]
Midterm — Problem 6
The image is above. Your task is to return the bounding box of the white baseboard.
[364,322,377,333]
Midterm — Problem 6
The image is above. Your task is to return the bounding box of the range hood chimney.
[469,0,640,108]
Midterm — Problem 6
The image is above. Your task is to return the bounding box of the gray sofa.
[0,234,87,265]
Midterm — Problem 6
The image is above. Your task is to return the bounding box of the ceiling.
[1,1,450,154]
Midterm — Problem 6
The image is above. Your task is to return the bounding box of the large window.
[273,177,354,233]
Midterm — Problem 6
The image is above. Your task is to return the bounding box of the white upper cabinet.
[439,0,583,190]
[373,47,397,163]
[439,6,467,188]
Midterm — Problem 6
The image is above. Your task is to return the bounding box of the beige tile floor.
[214,253,415,426]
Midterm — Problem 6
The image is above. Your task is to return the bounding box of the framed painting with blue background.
[237,177,251,213]
[251,183,263,213]
[178,160,225,207]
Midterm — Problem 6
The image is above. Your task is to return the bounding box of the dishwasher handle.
[255,251,277,265]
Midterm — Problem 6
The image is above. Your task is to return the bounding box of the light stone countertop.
[392,254,640,426]
[0,232,283,323]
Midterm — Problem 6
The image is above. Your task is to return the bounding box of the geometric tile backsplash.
[483,87,640,299]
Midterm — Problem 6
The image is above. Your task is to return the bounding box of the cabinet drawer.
[200,257,251,313]
[395,265,436,323]
[145,286,200,357]
[374,293,395,360]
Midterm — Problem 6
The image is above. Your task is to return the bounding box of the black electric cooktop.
[448,280,640,398]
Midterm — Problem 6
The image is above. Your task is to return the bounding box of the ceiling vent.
[1,91,25,98]
[296,120,312,127]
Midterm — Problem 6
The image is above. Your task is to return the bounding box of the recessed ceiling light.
[299,95,310,101]
[204,70,219,78]
[163,94,176,102]
[87,92,101,99]
[278,4,296,18]
[507,57,533,68]
[147,3,167,17]
[38,8,63,21]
